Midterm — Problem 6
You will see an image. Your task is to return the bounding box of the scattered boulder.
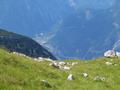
[94,76,106,82]
[12,51,55,62]
[116,52,120,57]
[38,57,43,60]
[82,73,88,78]
[104,50,120,58]
[59,62,66,65]
[67,62,70,65]
[50,61,60,69]
[105,62,113,65]
[45,58,53,62]
[33,57,44,62]
[33,58,38,61]
[104,50,116,57]
[12,52,26,57]
[12,52,32,59]
[63,66,71,70]
[49,61,74,70]
[67,74,74,80]
[72,62,79,66]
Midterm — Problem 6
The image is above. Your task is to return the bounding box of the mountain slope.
[33,0,120,60]
[0,49,120,90]
[51,9,119,60]
[0,0,73,36]
[0,29,56,60]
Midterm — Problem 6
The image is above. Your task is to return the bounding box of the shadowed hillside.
[0,29,56,60]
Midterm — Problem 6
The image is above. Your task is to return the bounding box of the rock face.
[0,29,56,60]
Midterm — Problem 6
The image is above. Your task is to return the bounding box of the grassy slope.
[0,49,120,90]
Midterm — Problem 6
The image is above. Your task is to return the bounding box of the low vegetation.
[0,49,120,90]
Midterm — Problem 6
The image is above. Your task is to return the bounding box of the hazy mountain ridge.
[51,9,119,59]
[0,0,119,60]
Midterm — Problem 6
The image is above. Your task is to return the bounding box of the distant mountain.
[0,0,119,60]
[0,29,56,60]
[51,9,119,59]
[0,0,73,36]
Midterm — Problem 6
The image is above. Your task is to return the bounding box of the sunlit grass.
[0,49,120,90]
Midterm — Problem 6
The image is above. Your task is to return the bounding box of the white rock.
[45,58,53,62]
[12,52,28,57]
[33,58,44,62]
[72,62,78,66]
[82,73,88,77]
[59,62,66,65]
[53,62,58,66]
[104,50,116,57]
[63,66,71,70]
[116,52,120,57]
[67,62,70,65]
[33,58,38,61]
[38,57,43,60]
[94,76,105,81]
[72,62,76,66]
[51,62,60,69]
[12,52,16,54]
[67,74,74,80]
[41,80,48,83]
[105,62,113,65]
